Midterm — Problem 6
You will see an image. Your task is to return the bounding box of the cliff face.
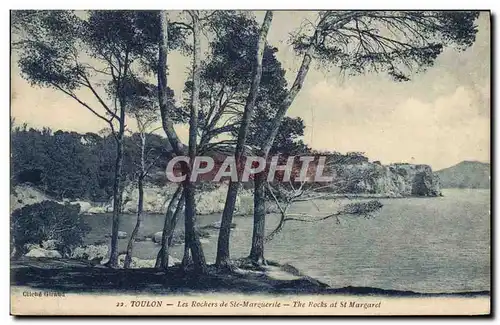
[120,183,257,215]
[10,184,53,213]
[330,162,441,197]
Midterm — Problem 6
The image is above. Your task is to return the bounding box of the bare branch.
[265,180,383,241]
[79,72,120,121]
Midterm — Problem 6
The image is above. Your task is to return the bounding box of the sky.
[10,11,491,170]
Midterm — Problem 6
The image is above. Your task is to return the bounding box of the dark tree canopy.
[14,10,187,131]
[11,126,171,201]
[179,11,305,155]
[291,11,480,81]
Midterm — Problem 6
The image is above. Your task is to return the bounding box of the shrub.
[11,200,91,257]
[341,200,383,216]
[70,244,108,263]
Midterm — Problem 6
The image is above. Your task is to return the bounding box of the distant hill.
[435,161,490,189]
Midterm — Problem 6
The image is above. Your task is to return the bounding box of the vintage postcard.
[10,10,491,316]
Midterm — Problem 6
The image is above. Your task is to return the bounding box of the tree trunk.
[183,182,206,273]
[158,10,204,272]
[259,46,313,155]
[249,171,266,264]
[158,11,185,156]
[249,45,314,265]
[163,196,184,268]
[123,175,143,269]
[124,132,147,269]
[181,234,192,268]
[106,134,124,268]
[155,185,183,269]
[183,10,207,274]
[215,11,274,269]
[215,181,240,268]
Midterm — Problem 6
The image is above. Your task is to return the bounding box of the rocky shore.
[10,183,258,216]
[11,162,440,217]
[18,220,232,267]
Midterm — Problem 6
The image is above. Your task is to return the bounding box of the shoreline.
[10,257,490,297]
[81,193,443,216]
[11,183,447,216]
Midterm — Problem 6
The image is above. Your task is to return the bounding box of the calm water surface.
[83,188,490,293]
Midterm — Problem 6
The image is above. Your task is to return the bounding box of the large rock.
[134,236,151,242]
[195,185,235,215]
[10,184,54,213]
[117,254,180,268]
[152,230,184,245]
[87,205,110,214]
[25,246,62,258]
[106,231,128,239]
[120,183,255,215]
[70,201,92,214]
[330,162,441,197]
[200,221,236,230]
[121,184,180,214]
[153,231,163,244]
[412,169,441,196]
[71,244,108,262]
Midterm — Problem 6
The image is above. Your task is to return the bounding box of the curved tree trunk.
[183,182,206,273]
[158,11,205,272]
[123,175,143,269]
[163,196,184,268]
[249,46,314,265]
[124,132,147,269]
[215,11,274,270]
[155,185,184,269]
[157,11,185,155]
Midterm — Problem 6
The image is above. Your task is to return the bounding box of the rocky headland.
[329,162,441,197]
[11,162,441,216]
